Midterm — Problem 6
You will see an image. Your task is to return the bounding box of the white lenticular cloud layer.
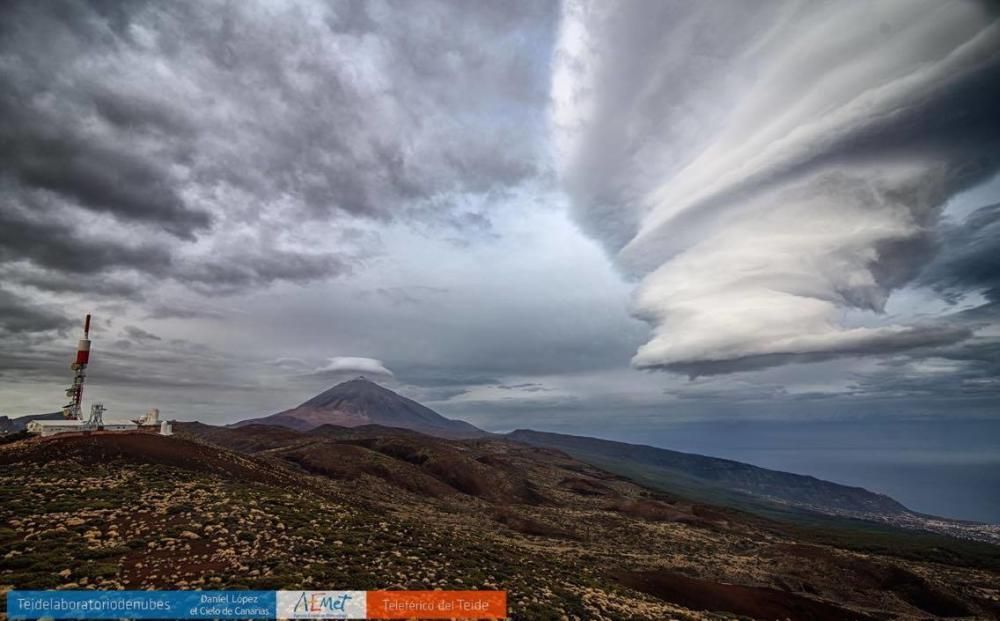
[552,0,1000,375]
[315,357,394,377]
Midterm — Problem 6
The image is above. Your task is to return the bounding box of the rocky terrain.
[507,429,1000,545]
[1,427,998,620]
[233,378,1000,546]
[507,430,908,515]
[20,375,982,550]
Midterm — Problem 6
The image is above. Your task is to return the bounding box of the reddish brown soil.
[689,504,733,526]
[0,432,290,485]
[345,436,547,504]
[120,538,231,588]
[312,423,427,439]
[616,569,875,621]
[182,423,554,505]
[608,498,717,527]
[555,460,628,481]
[762,543,974,617]
[179,422,308,452]
[493,509,577,539]
[557,477,616,496]
[274,442,456,498]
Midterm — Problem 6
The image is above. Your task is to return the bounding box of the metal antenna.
[63,314,92,420]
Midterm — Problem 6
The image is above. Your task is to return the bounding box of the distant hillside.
[181,422,546,505]
[228,385,996,543]
[232,377,485,439]
[506,429,909,518]
[2,425,995,620]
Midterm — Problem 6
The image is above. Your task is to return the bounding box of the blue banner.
[6,591,276,619]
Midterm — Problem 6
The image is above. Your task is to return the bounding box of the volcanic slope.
[236,379,937,531]
[232,377,485,438]
[506,429,906,516]
[2,427,998,620]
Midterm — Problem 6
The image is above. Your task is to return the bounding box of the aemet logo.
[293,592,353,614]
[276,591,366,619]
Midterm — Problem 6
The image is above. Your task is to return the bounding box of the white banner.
[275,591,366,619]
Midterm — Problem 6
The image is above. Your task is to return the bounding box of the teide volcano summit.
[233,377,485,439]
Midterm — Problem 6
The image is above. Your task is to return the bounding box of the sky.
[2,0,1000,499]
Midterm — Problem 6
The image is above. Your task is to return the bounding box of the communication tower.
[62,314,92,420]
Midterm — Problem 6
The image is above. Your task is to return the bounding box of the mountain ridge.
[506,428,908,516]
[504,428,1000,544]
[2,421,998,619]
[232,377,486,439]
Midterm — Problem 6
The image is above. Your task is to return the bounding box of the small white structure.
[140,409,173,436]
[136,408,160,426]
[27,419,88,437]
[26,403,137,437]
[26,418,137,437]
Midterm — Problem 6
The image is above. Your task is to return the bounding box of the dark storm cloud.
[842,202,1000,400]
[143,303,228,320]
[0,0,554,301]
[84,344,265,392]
[146,0,550,220]
[0,289,74,334]
[498,382,551,392]
[0,204,173,276]
[0,92,208,239]
[176,250,351,295]
[0,128,209,239]
[0,0,561,415]
[658,324,973,378]
[123,325,161,342]
[384,369,502,403]
[0,266,145,299]
[0,1,209,236]
[846,342,1000,400]
[920,203,1000,303]
[390,369,500,389]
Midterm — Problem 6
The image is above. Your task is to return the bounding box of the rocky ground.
[1,428,998,620]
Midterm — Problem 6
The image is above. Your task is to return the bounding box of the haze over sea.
[603,418,1000,524]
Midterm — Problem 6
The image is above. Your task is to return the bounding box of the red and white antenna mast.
[62,314,92,420]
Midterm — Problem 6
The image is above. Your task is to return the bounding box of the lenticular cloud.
[552,0,1000,375]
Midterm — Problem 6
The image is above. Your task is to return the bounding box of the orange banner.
[366,591,506,619]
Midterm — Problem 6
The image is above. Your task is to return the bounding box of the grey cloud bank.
[0,0,555,304]
[0,0,997,470]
